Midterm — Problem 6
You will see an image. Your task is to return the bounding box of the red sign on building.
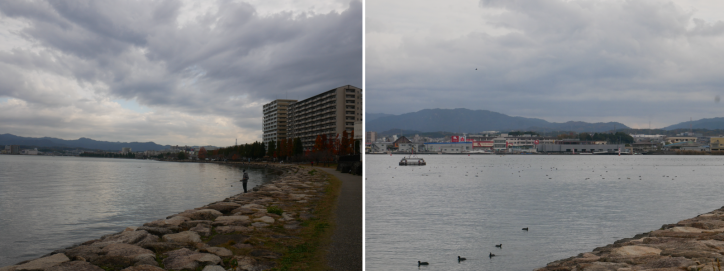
[451,136,459,142]
[534,140,539,145]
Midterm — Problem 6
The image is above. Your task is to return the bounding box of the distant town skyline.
[0,0,362,147]
[366,0,724,129]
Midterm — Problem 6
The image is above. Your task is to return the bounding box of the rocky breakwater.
[0,166,332,271]
[536,206,724,271]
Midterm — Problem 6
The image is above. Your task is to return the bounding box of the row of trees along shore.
[211,130,359,162]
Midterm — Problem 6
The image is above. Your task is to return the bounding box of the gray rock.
[45,261,104,271]
[216,226,252,234]
[136,227,173,236]
[232,256,257,271]
[205,202,241,213]
[65,245,103,262]
[133,254,158,267]
[177,209,223,221]
[253,216,274,224]
[230,207,256,215]
[284,222,301,230]
[93,230,150,247]
[251,222,270,228]
[180,220,212,229]
[207,234,250,247]
[213,216,251,226]
[190,224,211,237]
[16,253,70,271]
[201,265,226,271]
[120,265,166,271]
[205,247,233,257]
[162,249,221,271]
[102,243,155,259]
[0,266,17,271]
[162,231,202,244]
[139,241,186,253]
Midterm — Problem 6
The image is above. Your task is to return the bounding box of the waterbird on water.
[458,256,466,261]
[522,227,529,231]
[418,261,429,266]
[495,244,502,248]
[489,252,496,257]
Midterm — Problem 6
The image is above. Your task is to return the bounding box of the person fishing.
[241,169,249,193]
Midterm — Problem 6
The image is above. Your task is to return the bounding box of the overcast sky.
[366,0,724,129]
[0,0,361,146]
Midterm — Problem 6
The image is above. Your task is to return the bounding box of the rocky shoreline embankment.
[1,164,332,271]
[536,206,724,271]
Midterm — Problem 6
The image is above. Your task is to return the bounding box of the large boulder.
[205,202,241,213]
[136,227,174,236]
[610,246,662,257]
[93,230,150,247]
[204,247,233,257]
[45,261,104,271]
[162,249,221,271]
[162,231,202,244]
[190,224,211,237]
[201,266,225,271]
[16,253,70,271]
[253,216,274,224]
[101,243,155,260]
[216,226,252,234]
[65,245,103,262]
[177,209,222,221]
[213,216,250,226]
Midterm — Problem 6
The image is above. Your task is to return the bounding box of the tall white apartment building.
[262,99,297,146]
[287,85,363,151]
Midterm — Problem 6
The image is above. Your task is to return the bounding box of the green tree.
[293,138,303,156]
[267,140,276,157]
[177,152,186,160]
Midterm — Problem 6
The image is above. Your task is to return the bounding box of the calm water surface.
[0,155,277,266]
[366,155,724,271]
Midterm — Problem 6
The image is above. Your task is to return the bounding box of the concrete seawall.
[0,163,333,271]
[536,206,724,271]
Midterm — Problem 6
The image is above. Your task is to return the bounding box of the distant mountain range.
[366,108,629,133]
[0,134,172,152]
[663,117,724,130]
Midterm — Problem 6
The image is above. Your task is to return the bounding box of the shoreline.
[1,163,338,271]
[536,206,724,271]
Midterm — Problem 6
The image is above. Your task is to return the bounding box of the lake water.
[0,155,277,267]
[365,154,724,271]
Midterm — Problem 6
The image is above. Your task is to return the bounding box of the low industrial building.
[423,142,473,153]
[536,144,625,153]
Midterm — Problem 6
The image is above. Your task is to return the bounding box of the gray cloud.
[366,0,724,128]
[0,0,361,146]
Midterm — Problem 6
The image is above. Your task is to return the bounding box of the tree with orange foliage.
[279,138,287,158]
[231,153,239,160]
[313,135,323,153]
[198,147,207,160]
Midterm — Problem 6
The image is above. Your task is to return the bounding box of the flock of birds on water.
[375,156,724,268]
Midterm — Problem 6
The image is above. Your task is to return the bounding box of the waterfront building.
[536,143,624,153]
[667,136,697,143]
[287,85,363,151]
[366,131,377,143]
[10,145,19,155]
[121,147,132,154]
[392,136,411,148]
[262,99,297,147]
[711,137,724,151]
[493,137,507,152]
[423,142,473,153]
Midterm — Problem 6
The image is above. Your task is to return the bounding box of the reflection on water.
[0,155,276,266]
[366,155,724,271]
